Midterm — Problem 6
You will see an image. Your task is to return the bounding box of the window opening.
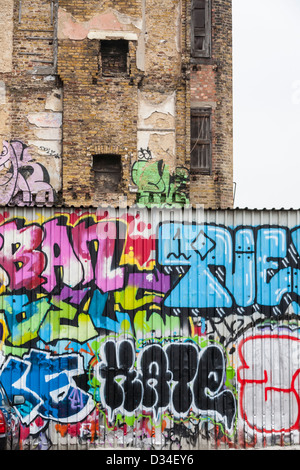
[100,40,129,76]
[93,154,122,192]
[191,0,211,58]
[190,109,211,174]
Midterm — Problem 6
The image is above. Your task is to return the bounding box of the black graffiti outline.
[156,221,300,319]
[97,339,236,432]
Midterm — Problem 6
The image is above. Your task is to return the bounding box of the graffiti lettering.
[238,332,300,434]
[0,349,94,426]
[0,219,45,291]
[97,340,236,431]
[158,223,300,316]
[0,207,299,449]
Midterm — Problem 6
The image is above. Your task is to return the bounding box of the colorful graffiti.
[0,207,300,449]
[0,140,55,206]
[131,151,189,206]
[158,222,300,316]
[97,340,235,428]
[238,329,300,436]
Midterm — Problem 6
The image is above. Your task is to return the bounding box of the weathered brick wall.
[189,0,233,209]
[57,0,189,207]
[0,0,62,206]
[0,0,233,209]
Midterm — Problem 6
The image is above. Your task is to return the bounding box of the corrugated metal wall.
[1,205,300,449]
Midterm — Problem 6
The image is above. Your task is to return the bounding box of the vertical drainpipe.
[18,0,22,23]
[52,0,62,202]
[184,0,191,201]
[142,0,146,58]
[53,0,59,74]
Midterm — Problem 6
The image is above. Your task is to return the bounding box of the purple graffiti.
[0,140,55,206]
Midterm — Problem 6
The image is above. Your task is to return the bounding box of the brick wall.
[0,0,62,206]
[57,0,189,207]
[189,0,233,209]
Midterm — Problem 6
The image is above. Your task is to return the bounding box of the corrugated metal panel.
[0,205,300,449]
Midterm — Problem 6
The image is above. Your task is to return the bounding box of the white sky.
[233,0,300,209]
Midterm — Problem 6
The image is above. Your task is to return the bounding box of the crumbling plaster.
[137,92,176,169]
[58,7,145,70]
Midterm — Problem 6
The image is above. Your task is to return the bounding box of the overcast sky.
[233,0,300,209]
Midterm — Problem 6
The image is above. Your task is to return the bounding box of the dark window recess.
[191,0,211,58]
[190,109,211,174]
[101,40,129,76]
[93,154,122,192]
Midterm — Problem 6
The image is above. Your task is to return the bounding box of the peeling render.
[0,81,6,106]
[137,92,176,168]
[25,90,63,194]
[0,81,10,154]
[138,92,176,125]
[58,7,144,70]
[27,112,63,129]
[58,8,142,40]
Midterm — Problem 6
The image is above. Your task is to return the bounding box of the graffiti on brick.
[131,153,189,206]
[0,140,55,206]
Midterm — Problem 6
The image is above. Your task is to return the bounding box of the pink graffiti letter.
[42,217,83,293]
[0,220,45,290]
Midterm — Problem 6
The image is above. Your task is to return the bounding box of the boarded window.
[93,154,122,192]
[191,0,211,58]
[101,40,128,76]
[190,109,211,174]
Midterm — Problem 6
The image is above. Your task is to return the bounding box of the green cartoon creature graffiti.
[131,154,189,206]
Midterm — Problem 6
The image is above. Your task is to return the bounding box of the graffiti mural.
[131,150,189,206]
[158,222,300,316]
[0,206,300,449]
[238,329,300,436]
[97,340,235,429]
